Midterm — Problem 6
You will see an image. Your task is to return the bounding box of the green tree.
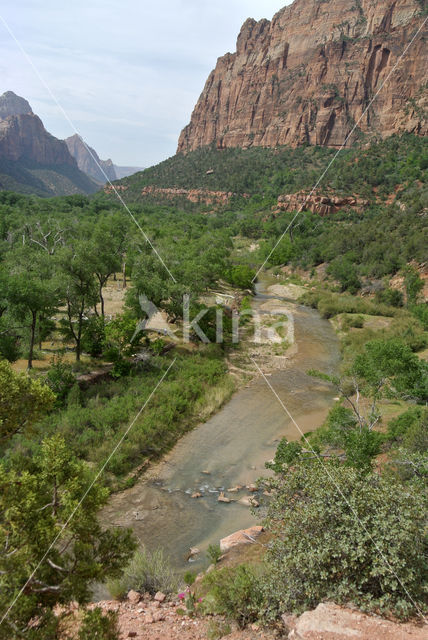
[0,359,55,442]
[6,249,59,369]
[328,256,361,294]
[0,434,135,638]
[58,244,98,361]
[90,215,126,317]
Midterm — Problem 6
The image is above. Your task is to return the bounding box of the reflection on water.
[101,277,340,573]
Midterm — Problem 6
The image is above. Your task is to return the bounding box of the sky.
[0,1,290,167]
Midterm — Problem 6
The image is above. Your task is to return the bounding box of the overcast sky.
[0,1,290,167]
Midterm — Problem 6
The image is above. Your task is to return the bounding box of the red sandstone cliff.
[178,0,427,153]
[274,190,369,215]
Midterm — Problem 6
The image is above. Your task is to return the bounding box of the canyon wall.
[178,0,427,153]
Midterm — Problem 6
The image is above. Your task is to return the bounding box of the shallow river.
[102,277,340,573]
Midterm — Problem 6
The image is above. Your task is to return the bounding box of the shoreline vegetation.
[0,132,427,636]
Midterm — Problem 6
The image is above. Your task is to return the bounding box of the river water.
[101,277,340,573]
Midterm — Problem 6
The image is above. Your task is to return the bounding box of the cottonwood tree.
[6,248,60,369]
[90,215,127,317]
[58,244,98,361]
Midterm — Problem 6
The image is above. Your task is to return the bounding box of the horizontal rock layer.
[104,184,250,205]
[178,0,427,153]
[274,190,369,215]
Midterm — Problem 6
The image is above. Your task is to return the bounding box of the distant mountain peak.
[0,91,99,196]
[0,91,33,119]
[65,134,117,183]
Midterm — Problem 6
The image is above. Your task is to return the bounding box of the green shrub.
[206,620,232,640]
[376,288,404,307]
[261,463,427,619]
[45,356,75,403]
[387,407,428,455]
[300,290,396,319]
[183,570,197,586]
[327,257,361,293]
[265,437,304,472]
[226,264,255,289]
[387,406,427,442]
[206,543,222,565]
[108,547,178,598]
[67,382,82,407]
[409,303,428,329]
[0,331,20,362]
[203,564,264,627]
[81,316,106,357]
[111,356,132,378]
[342,313,365,329]
[78,607,120,640]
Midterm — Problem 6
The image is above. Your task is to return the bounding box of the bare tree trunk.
[28,310,37,370]
[122,256,127,290]
[99,282,105,317]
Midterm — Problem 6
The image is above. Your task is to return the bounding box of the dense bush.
[300,290,396,319]
[376,287,404,307]
[387,406,428,452]
[22,351,231,481]
[202,565,264,628]
[260,463,427,619]
[45,356,75,404]
[78,608,120,640]
[108,547,177,598]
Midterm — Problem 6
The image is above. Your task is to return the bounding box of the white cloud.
[0,0,290,166]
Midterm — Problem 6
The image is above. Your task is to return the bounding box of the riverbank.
[100,275,340,575]
[68,592,427,640]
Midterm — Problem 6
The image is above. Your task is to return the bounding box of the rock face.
[65,133,117,183]
[0,94,75,166]
[138,185,248,205]
[285,602,427,639]
[219,525,264,552]
[275,190,369,216]
[0,91,33,119]
[178,0,427,153]
[0,91,98,196]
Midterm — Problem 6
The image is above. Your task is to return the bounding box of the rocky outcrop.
[65,133,117,183]
[274,190,369,215]
[135,185,249,205]
[219,525,264,552]
[284,602,427,639]
[178,0,427,153]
